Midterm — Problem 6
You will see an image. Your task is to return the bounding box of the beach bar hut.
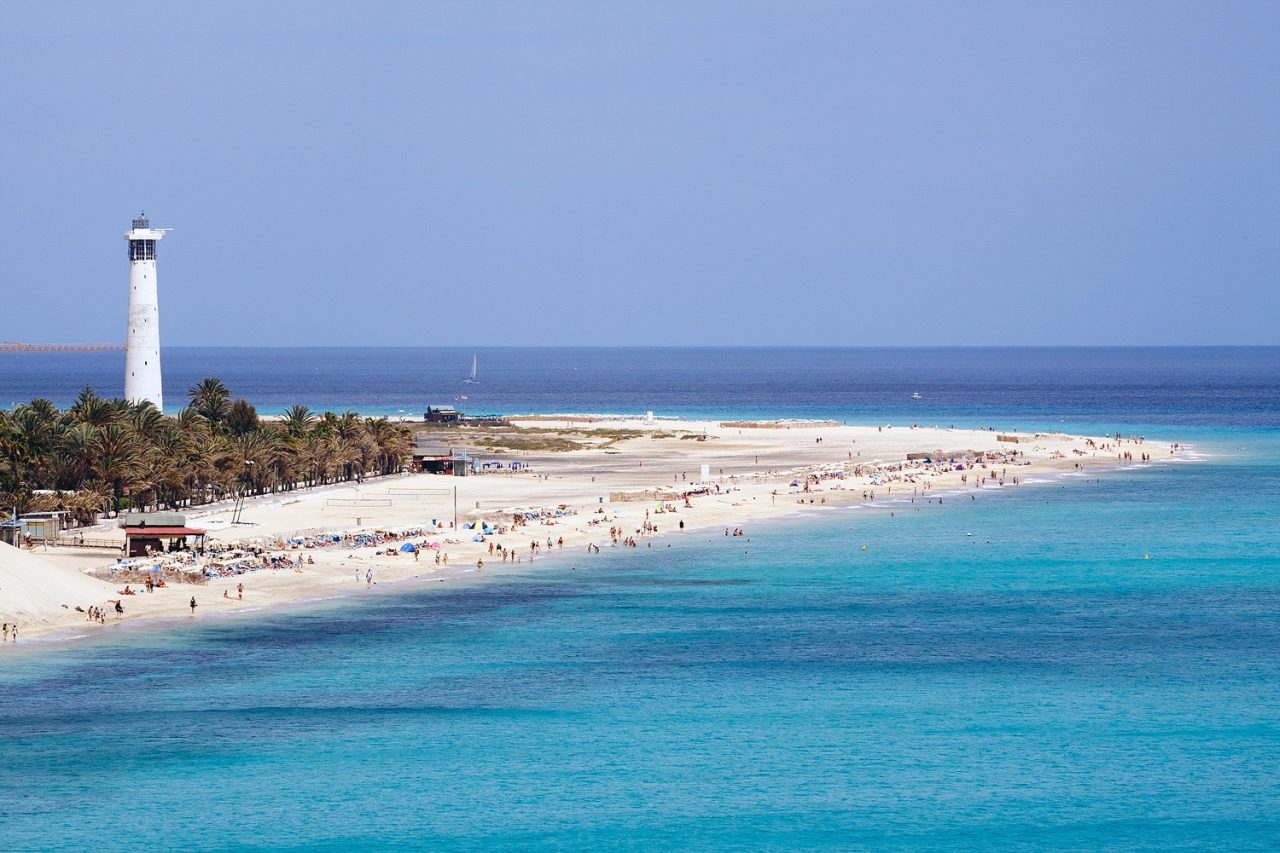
[424,405,462,424]
[413,444,457,474]
[123,523,207,557]
[18,511,70,544]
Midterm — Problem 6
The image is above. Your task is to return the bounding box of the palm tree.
[303,429,346,486]
[29,485,108,527]
[2,376,415,527]
[0,409,19,495]
[68,395,123,429]
[89,423,143,515]
[328,412,367,482]
[175,405,209,434]
[178,431,219,508]
[281,405,315,438]
[27,398,60,423]
[259,427,295,494]
[8,403,59,487]
[129,401,168,445]
[188,377,231,425]
[365,417,412,475]
[218,431,275,497]
[54,422,97,489]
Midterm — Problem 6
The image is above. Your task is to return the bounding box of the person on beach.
[189,596,197,614]
[237,582,244,600]
[2,623,8,642]
[115,601,124,618]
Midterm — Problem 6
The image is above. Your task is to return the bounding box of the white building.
[123,212,168,409]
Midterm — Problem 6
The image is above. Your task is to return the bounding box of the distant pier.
[0,342,125,353]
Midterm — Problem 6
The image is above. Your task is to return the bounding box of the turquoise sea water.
[2,349,1279,850]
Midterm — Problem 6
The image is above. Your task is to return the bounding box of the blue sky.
[1,1,1276,346]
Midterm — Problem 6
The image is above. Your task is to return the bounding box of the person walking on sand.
[115,600,124,618]
[2,623,8,642]
[237,582,244,600]
[189,596,198,614]
[366,568,373,585]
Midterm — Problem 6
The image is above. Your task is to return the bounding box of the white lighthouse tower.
[124,212,168,410]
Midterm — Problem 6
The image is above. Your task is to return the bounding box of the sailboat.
[463,354,477,384]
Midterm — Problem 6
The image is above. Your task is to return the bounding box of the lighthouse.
[124,212,168,410]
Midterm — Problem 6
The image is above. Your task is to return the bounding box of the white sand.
[0,541,118,624]
[1,418,1183,646]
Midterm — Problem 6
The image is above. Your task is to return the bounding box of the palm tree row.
[0,378,413,525]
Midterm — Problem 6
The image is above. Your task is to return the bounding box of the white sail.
[465,354,477,383]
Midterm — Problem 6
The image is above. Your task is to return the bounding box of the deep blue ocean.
[2,347,1279,851]
[4,346,1278,431]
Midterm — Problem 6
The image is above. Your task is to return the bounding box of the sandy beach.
[1,416,1185,645]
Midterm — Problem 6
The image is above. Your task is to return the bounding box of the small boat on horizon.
[463,354,477,384]
[911,391,923,399]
